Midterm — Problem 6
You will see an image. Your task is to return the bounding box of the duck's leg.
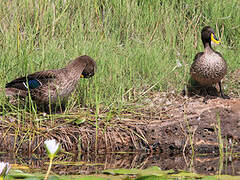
[218,82,230,99]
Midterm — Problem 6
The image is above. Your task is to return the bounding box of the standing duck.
[5,55,96,109]
[190,26,229,99]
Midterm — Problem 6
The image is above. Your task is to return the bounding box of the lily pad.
[8,169,34,179]
[74,176,108,180]
[135,175,168,180]
[24,177,41,180]
[201,176,218,180]
[171,170,202,178]
[214,175,240,180]
[103,168,140,175]
[103,166,174,177]
[138,166,174,176]
[48,176,60,180]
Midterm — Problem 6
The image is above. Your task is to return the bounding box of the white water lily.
[44,139,61,180]
[44,139,60,158]
[0,162,11,178]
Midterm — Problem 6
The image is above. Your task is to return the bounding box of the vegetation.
[0,0,239,112]
[0,0,240,178]
[7,166,240,179]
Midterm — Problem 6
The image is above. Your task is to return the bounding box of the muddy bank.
[0,95,240,156]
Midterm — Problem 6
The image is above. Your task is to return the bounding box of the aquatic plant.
[44,139,61,180]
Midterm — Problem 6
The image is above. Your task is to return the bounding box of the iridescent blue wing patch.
[23,79,42,89]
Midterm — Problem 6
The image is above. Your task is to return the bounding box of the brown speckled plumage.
[190,26,229,99]
[5,55,96,108]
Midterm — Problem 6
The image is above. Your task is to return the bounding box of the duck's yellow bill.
[80,74,84,78]
[211,33,221,45]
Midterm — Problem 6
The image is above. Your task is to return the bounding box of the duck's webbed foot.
[220,93,230,99]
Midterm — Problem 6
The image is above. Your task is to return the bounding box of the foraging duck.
[5,55,96,108]
[190,26,229,99]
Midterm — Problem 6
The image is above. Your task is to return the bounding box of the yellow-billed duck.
[5,55,96,107]
[190,26,229,99]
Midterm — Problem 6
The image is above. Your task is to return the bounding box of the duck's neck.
[66,66,84,80]
[203,42,214,52]
[66,60,86,79]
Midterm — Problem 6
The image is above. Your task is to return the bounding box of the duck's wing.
[190,52,204,75]
[193,52,204,62]
[6,70,57,90]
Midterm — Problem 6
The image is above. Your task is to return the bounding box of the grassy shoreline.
[0,2,240,178]
[0,0,239,112]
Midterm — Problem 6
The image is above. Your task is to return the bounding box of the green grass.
[0,0,239,113]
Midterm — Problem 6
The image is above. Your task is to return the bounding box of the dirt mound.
[0,94,240,155]
[144,95,240,154]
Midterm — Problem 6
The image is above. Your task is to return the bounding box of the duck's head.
[67,55,97,78]
[81,55,97,78]
[201,26,221,47]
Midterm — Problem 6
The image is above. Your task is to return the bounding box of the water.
[1,152,240,176]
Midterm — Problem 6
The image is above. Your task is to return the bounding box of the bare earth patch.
[1,93,240,156]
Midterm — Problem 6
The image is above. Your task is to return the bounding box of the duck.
[190,26,229,99]
[5,55,96,109]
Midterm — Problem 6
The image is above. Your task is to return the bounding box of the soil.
[1,92,240,155]
[0,88,240,175]
[1,71,240,177]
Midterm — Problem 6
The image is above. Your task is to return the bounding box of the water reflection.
[1,152,240,176]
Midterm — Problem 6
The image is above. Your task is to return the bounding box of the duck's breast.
[191,53,227,86]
